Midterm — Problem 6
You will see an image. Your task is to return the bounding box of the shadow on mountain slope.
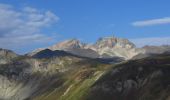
[1,49,170,100]
[86,54,170,100]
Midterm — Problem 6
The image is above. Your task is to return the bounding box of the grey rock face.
[95,37,135,49]
[0,48,18,64]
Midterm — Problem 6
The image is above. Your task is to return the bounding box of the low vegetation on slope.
[0,49,170,100]
[86,54,170,100]
[33,53,170,100]
[0,52,112,100]
[33,58,111,100]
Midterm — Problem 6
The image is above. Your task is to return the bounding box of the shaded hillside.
[86,54,170,100]
[32,49,76,58]
[32,49,124,64]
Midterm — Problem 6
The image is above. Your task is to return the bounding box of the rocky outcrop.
[0,48,18,64]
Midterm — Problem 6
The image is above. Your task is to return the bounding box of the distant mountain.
[132,45,170,59]
[29,36,143,59]
[92,37,141,59]
[33,49,124,64]
[48,39,101,58]
[0,48,18,64]
[49,39,86,50]
[95,37,135,48]
[143,45,170,54]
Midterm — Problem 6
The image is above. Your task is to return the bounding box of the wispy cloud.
[130,37,170,47]
[132,17,170,27]
[0,4,59,52]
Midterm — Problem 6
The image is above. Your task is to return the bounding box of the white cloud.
[130,37,170,47]
[132,17,170,27]
[0,3,59,52]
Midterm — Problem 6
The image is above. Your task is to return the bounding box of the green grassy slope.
[33,58,112,100]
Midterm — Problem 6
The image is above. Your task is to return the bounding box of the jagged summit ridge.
[29,36,143,59]
[95,37,135,49]
[92,37,140,59]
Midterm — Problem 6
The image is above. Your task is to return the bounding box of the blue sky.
[0,0,170,53]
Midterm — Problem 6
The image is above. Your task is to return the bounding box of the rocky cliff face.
[92,37,141,59]
[0,48,18,64]
[95,37,135,49]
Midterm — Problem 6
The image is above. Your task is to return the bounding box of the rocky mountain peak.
[95,36,135,49]
[28,36,143,60]
[49,39,86,50]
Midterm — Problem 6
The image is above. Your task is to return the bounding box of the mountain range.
[0,36,170,100]
[28,36,170,60]
[29,37,140,59]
